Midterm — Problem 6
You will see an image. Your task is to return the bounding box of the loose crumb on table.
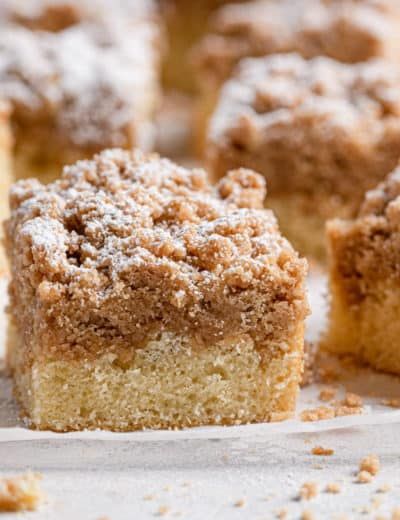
[360,454,380,476]
[356,470,373,484]
[0,472,44,512]
[311,446,334,456]
[325,482,341,494]
[299,482,318,500]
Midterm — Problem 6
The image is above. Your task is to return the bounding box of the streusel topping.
[9,149,298,283]
[6,149,308,360]
[194,0,400,84]
[0,20,159,149]
[209,53,400,150]
[359,163,400,219]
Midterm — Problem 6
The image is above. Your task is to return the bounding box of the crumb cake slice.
[323,164,400,375]
[0,1,161,183]
[193,0,400,153]
[207,53,400,259]
[5,149,308,431]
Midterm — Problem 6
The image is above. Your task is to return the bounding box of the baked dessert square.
[207,53,400,259]
[5,148,308,431]
[323,164,400,375]
[193,0,400,153]
[0,0,161,183]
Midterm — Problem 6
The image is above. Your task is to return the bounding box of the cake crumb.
[299,482,318,500]
[275,508,288,519]
[381,398,400,408]
[335,405,363,417]
[301,510,315,520]
[300,407,335,422]
[342,392,363,408]
[311,446,334,456]
[376,484,391,493]
[392,507,400,519]
[0,472,44,512]
[157,505,170,516]
[325,482,341,494]
[318,387,337,402]
[234,498,246,508]
[144,494,155,501]
[357,470,373,484]
[360,455,380,476]
[371,496,383,510]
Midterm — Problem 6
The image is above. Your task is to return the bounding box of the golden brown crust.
[193,0,400,87]
[5,149,308,366]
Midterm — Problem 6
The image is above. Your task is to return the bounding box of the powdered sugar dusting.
[0,1,160,150]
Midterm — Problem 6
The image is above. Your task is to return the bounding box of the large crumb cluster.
[0,472,44,512]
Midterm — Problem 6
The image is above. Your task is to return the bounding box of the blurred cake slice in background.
[0,0,162,183]
[324,164,400,375]
[193,0,400,153]
[206,53,400,259]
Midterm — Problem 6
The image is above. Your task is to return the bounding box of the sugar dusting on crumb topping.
[8,149,305,289]
[0,2,160,149]
[209,53,400,150]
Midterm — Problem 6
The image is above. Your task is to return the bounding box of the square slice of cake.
[323,164,400,375]
[5,149,308,431]
[0,1,161,183]
[193,0,400,153]
[207,53,400,259]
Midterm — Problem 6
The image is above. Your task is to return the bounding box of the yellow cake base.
[323,279,400,375]
[11,330,304,431]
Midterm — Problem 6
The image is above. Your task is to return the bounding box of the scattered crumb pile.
[301,392,364,421]
[0,472,44,512]
[357,454,380,484]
